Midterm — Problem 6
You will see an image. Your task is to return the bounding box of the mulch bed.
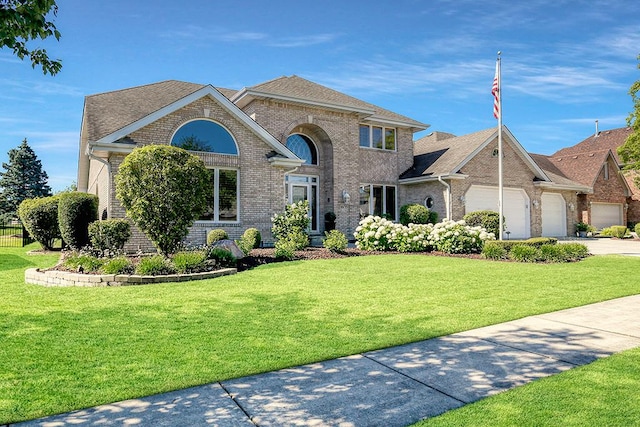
[238,247,483,271]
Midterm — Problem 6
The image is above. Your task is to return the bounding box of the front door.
[286,175,319,232]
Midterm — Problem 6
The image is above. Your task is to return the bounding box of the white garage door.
[465,185,530,238]
[591,203,623,230]
[541,193,567,237]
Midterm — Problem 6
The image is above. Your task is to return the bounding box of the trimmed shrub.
[323,230,348,253]
[237,227,262,255]
[17,195,61,250]
[463,210,503,236]
[115,145,210,255]
[207,229,229,245]
[635,223,640,235]
[539,244,567,263]
[100,256,134,275]
[274,238,298,260]
[560,243,590,261]
[62,252,104,273]
[58,192,99,250]
[524,237,558,247]
[399,203,432,225]
[601,225,628,238]
[482,241,508,260]
[205,247,236,268]
[172,250,207,274]
[509,245,540,262]
[135,255,175,276]
[88,219,131,255]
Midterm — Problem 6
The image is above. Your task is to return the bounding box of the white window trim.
[195,167,240,224]
[359,124,397,151]
[359,183,398,220]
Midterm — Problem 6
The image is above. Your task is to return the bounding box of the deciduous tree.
[618,54,640,188]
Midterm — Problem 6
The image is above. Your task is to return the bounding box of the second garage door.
[464,185,530,239]
[591,203,623,230]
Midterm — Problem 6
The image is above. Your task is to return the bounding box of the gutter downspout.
[437,175,452,220]
[86,143,112,218]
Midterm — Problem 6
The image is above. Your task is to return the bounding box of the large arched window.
[171,120,238,155]
[286,134,317,165]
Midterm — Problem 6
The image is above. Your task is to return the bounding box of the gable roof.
[82,80,299,162]
[528,153,592,192]
[553,126,632,165]
[400,126,549,182]
[232,75,429,130]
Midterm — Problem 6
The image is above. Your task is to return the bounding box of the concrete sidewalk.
[13,294,640,427]
[560,236,640,256]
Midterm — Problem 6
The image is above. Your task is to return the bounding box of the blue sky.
[1,0,639,191]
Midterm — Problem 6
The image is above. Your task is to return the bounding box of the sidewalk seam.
[218,381,259,426]
[362,354,467,404]
[534,316,640,340]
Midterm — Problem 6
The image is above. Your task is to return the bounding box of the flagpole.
[496,52,504,240]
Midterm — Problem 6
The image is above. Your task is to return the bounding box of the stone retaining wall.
[25,267,237,287]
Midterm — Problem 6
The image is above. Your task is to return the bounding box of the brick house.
[77,77,428,251]
[546,127,639,229]
[400,127,589,238]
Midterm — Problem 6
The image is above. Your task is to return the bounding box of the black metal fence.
[0,221,35,247]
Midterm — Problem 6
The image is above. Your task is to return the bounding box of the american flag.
[492,60,500,119]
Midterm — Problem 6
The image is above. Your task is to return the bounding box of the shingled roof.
[232,75,428,130]
[553,127,632,164]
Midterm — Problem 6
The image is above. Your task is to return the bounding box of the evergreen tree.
[0,138,52,218]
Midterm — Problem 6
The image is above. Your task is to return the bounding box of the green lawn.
[1,245,639,424]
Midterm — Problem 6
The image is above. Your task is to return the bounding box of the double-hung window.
[359,124,396,150]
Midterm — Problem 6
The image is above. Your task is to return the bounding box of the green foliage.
[135,255,175,276]
[431,220,492,254]
[237,227,261,255]
[600,226,629,238]
[618,55,640,188]
[636,223,640,235]
[323,230,348,253]
[62,252,104,273]
[88,219,131,255]
[115,145,210,256]
[575,222,590,232]
[271,200,310,243]
[17,195,60,250]
[0,139,52,217]
[463,210,503,236]
[172,250,207,274]
[206,229,229,245]
[0,0,62,75]
[205,247,236,268]
[523,237,558,247]
[509,244,540,262]
[399,203,434,225]
[274,238,298,260]
[539,244,567,262]
[559,243,590,260]
[99,256,134,275]
[482,241,508,260]
[57,192,98,250]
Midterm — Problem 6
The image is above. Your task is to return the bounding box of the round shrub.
[88,219,131,254]
[58,192,99,250]
[635,223,640,236]
[115,145,210,255]
[399,203,432,225]
[243,228,262,249]
[17,195,61,250]
[207,229,229,245]
[463,210,503,237]
[323,229,348,253]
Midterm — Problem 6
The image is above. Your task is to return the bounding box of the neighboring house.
[78,77,428,251]
[547,127,639,229]
[400,126,589,238]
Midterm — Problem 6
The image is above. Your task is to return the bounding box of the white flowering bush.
[430,219,494,254]
[354,216,494,254]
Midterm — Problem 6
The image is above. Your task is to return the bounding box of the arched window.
[286,134,317,165]
[171,120,238,155]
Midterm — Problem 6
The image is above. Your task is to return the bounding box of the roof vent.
[594,119,599,137]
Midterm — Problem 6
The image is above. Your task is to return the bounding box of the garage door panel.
[541,193,566,237]
[591,203,623,230]
[465,186,530,239]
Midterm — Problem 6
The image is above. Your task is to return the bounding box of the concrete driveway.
[561,236,640,256]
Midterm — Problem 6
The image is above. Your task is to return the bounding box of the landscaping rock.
[212,239,245,259]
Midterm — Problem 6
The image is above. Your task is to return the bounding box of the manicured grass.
[414,347,640,426]
[1,245,639,423]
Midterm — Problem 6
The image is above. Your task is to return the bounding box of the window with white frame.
[198,168,238,222]
[359,184,397,219]
[359,124,396,150]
